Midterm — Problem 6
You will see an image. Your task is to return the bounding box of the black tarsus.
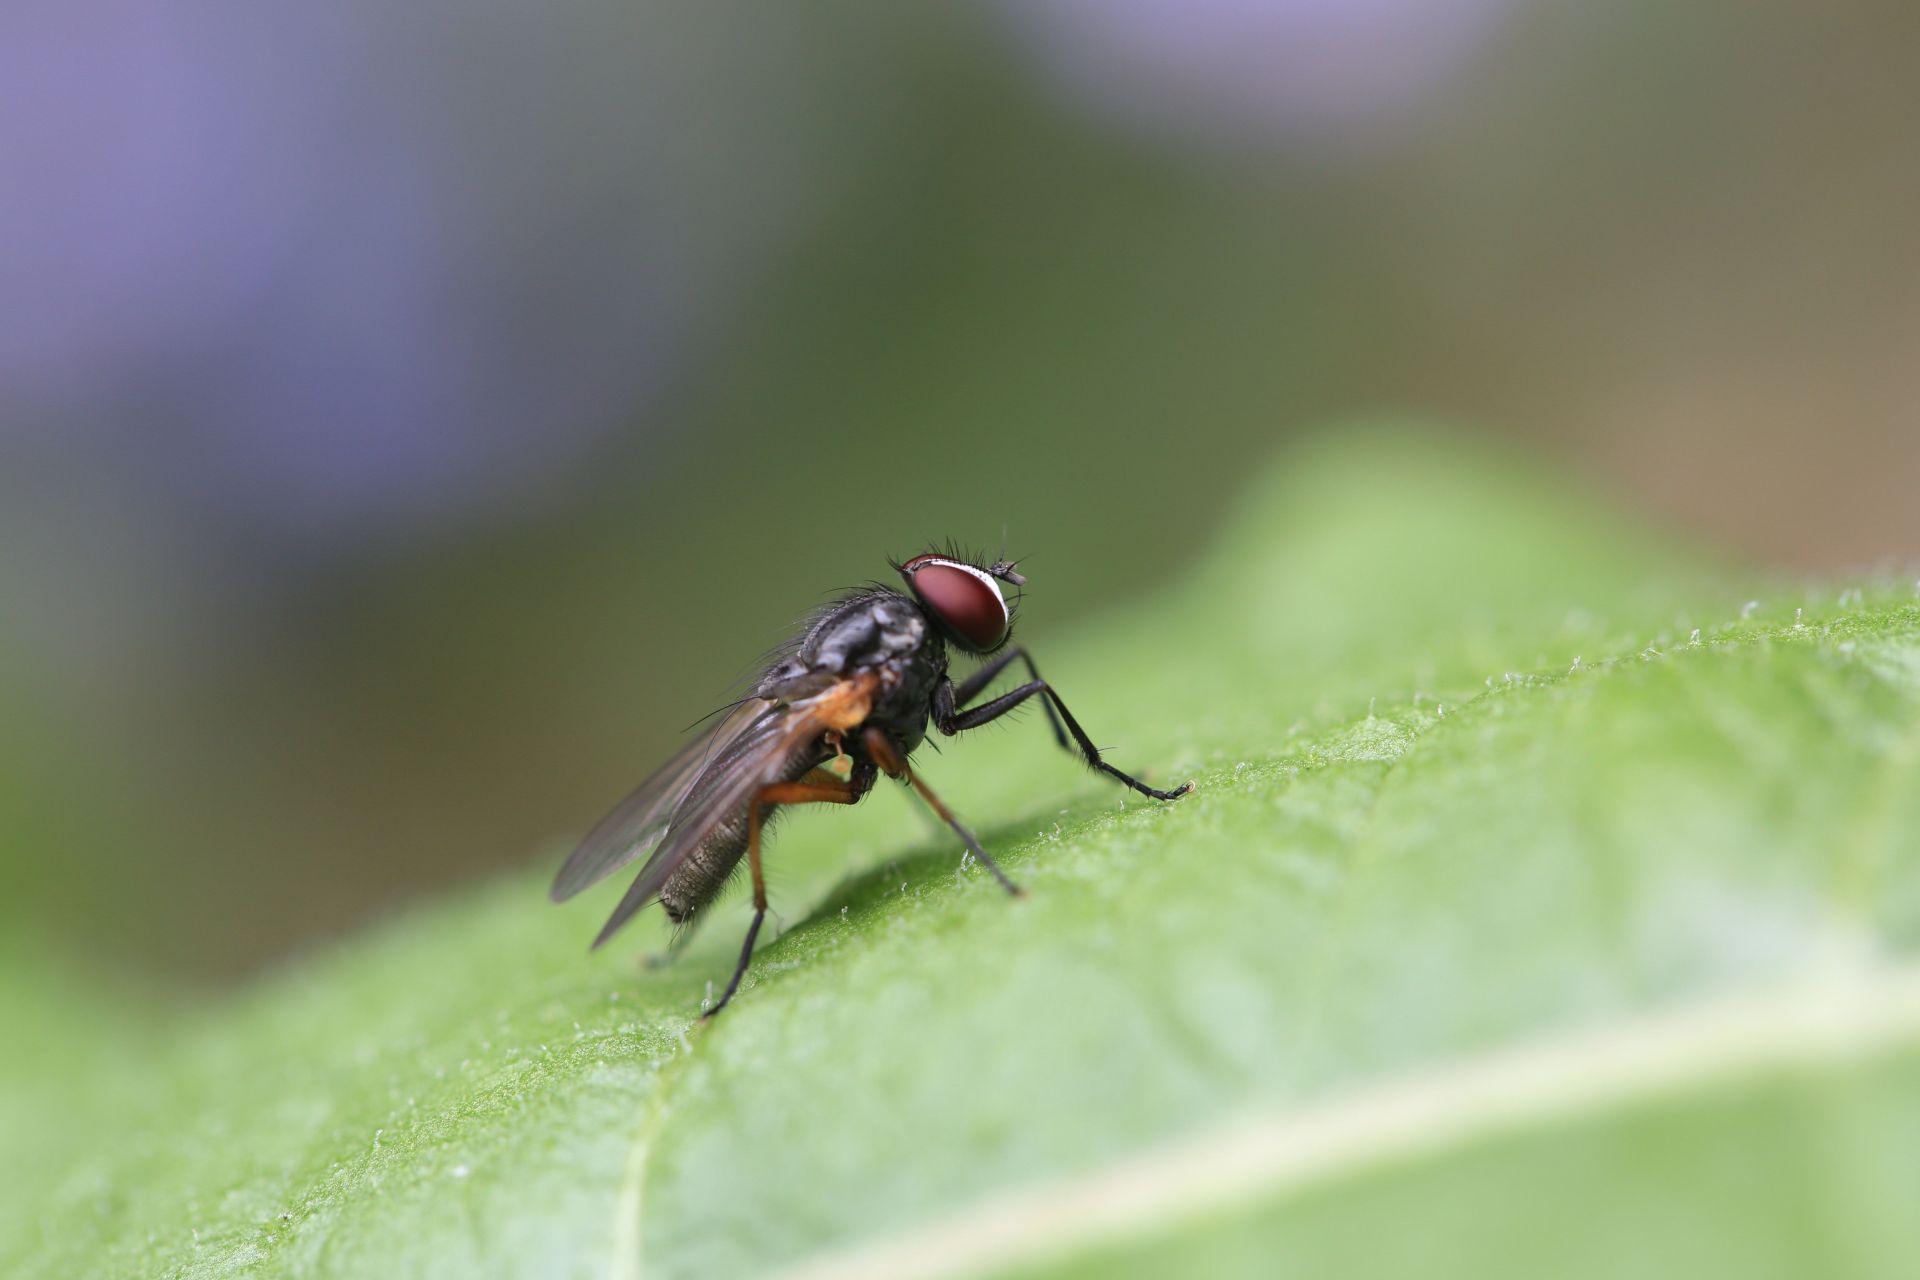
[930,803,1021,898]
[707,910,763,1019]
[935,662,1191,802]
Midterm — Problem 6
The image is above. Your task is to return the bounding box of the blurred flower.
[994,0,1524,153]
[0,0,891,549]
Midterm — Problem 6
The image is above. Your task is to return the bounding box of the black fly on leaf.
[551,551,1192,1018]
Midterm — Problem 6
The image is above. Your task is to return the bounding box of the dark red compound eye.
[903,555,1009,652]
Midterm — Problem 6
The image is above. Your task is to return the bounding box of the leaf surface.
[7,430,1920,1278]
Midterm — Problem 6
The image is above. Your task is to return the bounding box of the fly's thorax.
[867,628,943,756]
[760,589,928,700]
[803,591,925,671]
[867,594,927,656]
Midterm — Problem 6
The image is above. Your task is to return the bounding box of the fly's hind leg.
[704,770,865,1019]
[862,727,1023,898]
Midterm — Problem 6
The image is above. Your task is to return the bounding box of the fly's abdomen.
[659,811,746,924]
[658,753,815,924]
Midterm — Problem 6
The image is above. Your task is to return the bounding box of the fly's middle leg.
[861,727,1022,898]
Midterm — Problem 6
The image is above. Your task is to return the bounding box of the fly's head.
[894,550,1024,655]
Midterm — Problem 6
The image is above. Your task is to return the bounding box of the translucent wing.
[549,697,774,903]
[588,673,880,949]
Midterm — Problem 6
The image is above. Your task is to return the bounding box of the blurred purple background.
[3,0,1916,978]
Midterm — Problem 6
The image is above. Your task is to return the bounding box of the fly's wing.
[588,672,880,949]
[549,698,774,903]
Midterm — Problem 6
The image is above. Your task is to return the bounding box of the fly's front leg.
[951,647,1068,749]
[934,671,1191,802]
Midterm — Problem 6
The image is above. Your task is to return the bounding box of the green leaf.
[8,427,1920,1279]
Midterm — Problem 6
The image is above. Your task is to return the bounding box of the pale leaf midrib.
[774,962,1920,1280]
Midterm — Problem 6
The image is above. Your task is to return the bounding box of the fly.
[550,549,1192,1017]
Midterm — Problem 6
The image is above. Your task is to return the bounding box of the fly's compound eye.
[902,555,1010,652]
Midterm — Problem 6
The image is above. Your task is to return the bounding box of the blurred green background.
[3,0,1918,984]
